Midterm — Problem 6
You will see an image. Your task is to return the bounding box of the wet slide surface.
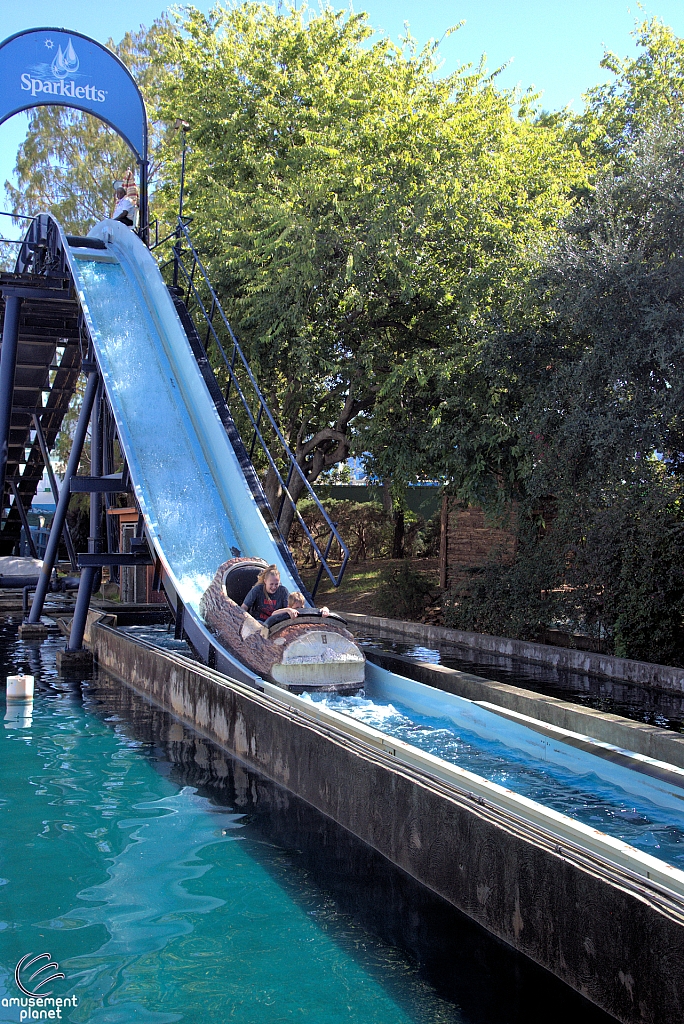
[67,221,299,615]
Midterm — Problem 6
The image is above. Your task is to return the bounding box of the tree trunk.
[381,479,392,513]
[272,469,313,543]
[263,464,282,513]
[392,507,405,559]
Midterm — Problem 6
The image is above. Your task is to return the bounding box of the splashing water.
[303,691,684,870]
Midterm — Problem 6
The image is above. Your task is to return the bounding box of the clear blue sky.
[2,0,684,232]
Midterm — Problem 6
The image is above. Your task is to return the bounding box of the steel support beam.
[77,552,152,567]
[8,479,37,559]
[67,379,103,651]
[29,370,99,623]
[70,475,131,493]
[32,412,77,569]
[102,403,121,582]
[0,294,22,513]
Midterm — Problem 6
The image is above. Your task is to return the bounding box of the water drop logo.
[50,39,79,79]
[14,953,65,997]
[20,36,107,104]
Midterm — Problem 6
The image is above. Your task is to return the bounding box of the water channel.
[353,631,684,732]
[0,618,617,1023]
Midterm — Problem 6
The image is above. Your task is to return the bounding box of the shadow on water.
[83,668,617,1024]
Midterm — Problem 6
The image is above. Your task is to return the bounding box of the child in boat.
[263,591,330,628]
[241,564,298,623]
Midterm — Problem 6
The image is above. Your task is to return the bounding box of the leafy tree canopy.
[156,2,588,518]
[576,17,684,163]
[441,116,684,662]
[371,18,684,511]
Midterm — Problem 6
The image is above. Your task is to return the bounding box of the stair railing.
[152,218,349,599]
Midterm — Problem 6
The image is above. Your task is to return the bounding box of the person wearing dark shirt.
[241,564,296,624]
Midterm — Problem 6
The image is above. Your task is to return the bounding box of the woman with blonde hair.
[241,564,296,623]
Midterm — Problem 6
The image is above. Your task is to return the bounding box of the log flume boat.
[200,557,365,694]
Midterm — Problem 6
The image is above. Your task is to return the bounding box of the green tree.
[445,120,684,663]
[374,18,684,514]
[576,17,684,164]
[157,3,588,534]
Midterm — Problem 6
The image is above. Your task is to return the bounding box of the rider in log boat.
[199,556,365,693]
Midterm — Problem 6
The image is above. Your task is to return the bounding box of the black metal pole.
[89,381,103,552]
[29,370,99,623]
[0,294,22,516]
[32,413,78,569]
[8,479,38,559]
[172,125,187,288]
[67,381,103,653]
[179,129,187,221]
[101,401,120,581]
[138,158,149,246]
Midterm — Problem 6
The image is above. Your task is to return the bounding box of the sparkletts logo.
[20,37,106,102]
[48,38,79,78]
[1,954,78,1022]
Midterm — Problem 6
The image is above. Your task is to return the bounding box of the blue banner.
[0,27,147,161]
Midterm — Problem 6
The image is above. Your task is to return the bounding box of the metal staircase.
[0,215,82,559]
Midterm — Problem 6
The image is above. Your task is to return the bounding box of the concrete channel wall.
[361,645,684,770]
[344,613,684,694]
[91,622,684,1024]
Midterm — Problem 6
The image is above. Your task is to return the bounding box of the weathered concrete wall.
[362,646,684,770]
[344,612,684,694]
[91,622,684,1024]
[89,670,619,1023]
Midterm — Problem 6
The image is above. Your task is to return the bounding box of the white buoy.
[6,670,34,700]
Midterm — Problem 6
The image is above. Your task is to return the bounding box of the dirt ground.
[300,557,440,618]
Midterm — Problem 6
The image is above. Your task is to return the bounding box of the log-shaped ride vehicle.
[200,558,365,694]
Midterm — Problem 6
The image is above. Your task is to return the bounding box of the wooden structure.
[107,507,165,604]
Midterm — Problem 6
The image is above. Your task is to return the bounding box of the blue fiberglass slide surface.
[66,221,299,615]
[305,663,684,870]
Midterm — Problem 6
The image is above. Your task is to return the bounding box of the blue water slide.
[64,219,303,682]
[53,219,684,892]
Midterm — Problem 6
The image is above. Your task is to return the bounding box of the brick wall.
[439,498,517,589]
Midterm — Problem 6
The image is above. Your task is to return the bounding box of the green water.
[0,685,444,1024]
[0,625,617,1024]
